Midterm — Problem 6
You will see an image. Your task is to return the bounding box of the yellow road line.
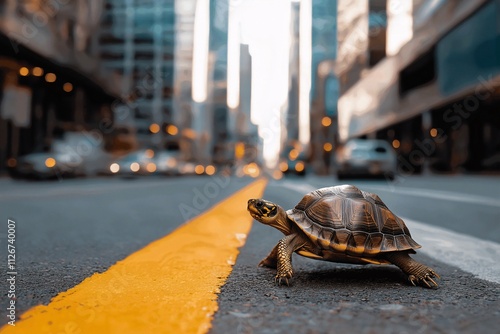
[1,178,267,334]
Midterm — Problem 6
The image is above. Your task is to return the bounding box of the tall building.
[338,0,500,173]
[0,0,120,175]
[99,0,176,149]
[309,0,338,174]
[172,0,196,161]
[336,0,369,95]
[173,0,232,165]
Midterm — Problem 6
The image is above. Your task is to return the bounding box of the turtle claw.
[408,269,440,288]
[427,277,437,287]
[275,270,293,286]
[275,276,289,286]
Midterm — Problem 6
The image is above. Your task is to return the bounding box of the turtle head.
[247,199,286,226]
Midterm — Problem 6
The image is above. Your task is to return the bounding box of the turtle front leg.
[275,234,306,286]
[384,252,440,288]
[259,244,279,268]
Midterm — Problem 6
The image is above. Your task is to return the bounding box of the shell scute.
[346,232,368,255]
[381,235,396,251]
[303,195,344,229]
[318,228,335,249]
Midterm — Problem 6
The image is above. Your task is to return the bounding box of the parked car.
[10,151,84,179]
[336,139,397,180]
[154,151,181,175]
[52,132,115,177]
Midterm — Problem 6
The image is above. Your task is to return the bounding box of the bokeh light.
[195,165,205,175]
[63,83,73,92]
[167,125,178,135]
[19,67,29,76]
[205,165,216,175]
[45,73,56,83]
[45,158,56,168]
[392,139,401,149]
[149,124,160,134]
[110,163,120,173]
[321,116,332,127]
[130,162,140,172]
[32,67,43,76]
[146,162,157,173]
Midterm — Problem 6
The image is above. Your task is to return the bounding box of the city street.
[1,174,499,333]
[1,1,500,333]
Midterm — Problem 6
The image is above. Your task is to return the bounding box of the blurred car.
[154,151,180,175]
[336,139,397,180]
[107,149,155,177]
[178,161,197,175]
[52,132,115,177]
[10,151,84,179]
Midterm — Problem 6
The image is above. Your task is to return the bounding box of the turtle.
[247,184,440,288]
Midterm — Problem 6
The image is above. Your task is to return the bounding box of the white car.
[336,139,397,180]
[154,151,180,175]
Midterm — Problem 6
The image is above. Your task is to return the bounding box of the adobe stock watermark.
[386,74,499,186]
[178,173,232,221]
[6,218,17,326]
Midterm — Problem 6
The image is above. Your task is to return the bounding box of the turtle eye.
[256,200,264,208]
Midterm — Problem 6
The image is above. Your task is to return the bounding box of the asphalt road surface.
[0,174,499,333]
[211,175,500,334]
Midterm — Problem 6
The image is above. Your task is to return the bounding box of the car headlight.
[110,163,120,173]
[146,162,157,173]
[130,162,140,172]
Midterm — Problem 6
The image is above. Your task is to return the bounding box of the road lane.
[1,174,499,333]
[0,178,267,333]
[211,177,500,334]
[0,176,255,326]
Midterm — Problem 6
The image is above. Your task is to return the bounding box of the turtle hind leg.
[259,244,279,269]
[384,251,440,288]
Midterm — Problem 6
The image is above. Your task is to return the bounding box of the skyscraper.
[99,0,176,148]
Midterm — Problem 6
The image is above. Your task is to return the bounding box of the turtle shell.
[287,185,421,257]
